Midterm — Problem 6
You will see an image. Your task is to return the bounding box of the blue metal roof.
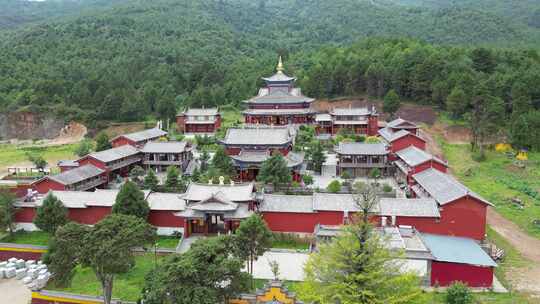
[421,233,497,267]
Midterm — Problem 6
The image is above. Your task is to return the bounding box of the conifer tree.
[95,132,112,152]
[0,191,18,235]
[211,146,235,176]
[257,152,291,189]
[34,193,68,234]
[309,141,326,174]
[112,181,150,219]
[144,169,159,191]
[233,214,273,288]
[383,89,400,119]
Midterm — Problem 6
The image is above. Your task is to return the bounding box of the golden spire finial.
[277,56,284,72]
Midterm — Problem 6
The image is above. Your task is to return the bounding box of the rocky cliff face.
[0,112,65,140]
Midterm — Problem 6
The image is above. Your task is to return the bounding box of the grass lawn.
[271,233,311,250]
[48,254,162,302]
[0,231,50,246]
[0,143,79,172]
[439,140,540,238]
[155,236,180,249]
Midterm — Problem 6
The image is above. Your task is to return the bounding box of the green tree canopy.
[233,214,273,287]
[112,181,150,219]
[299,183,421,303]
[143,169,159,191]
[43,222,90,287]
[74,139,93,157]
[0,190,17,235]
[95,132,112,152]
[257,152,292,188]
[33,193,68,234]
[383,89,401,119]
[142,236,250,304]
[81,215,156,304]
[211,146,236,176]
[309,141,326,174]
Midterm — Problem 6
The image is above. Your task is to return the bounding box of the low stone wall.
[32,290,134,304]
[0,243,47,261]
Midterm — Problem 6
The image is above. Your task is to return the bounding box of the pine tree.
[34,193,68,234]
[74,139,93,157]
[298,182,421,303]
[95,132,112,152]
[0,191,18,235]
[233,214,273,288]
[383,89,400,119]
[257,152,291,189]
[165,166,180,190]
[143,169,159,191]
[309,141,326,174]
[211,146,235,176]
[446,87,468,118]
[112,181,150,219]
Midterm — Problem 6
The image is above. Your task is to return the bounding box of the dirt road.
[488,209,540,295]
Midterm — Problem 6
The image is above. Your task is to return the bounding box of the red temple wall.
[14,207,36,223]
[390,134,427,153]
[111,136,136,148]
[148,210,185,227]
[32,179,66,194]
[431,261,493,287]
[68,207,112,225]
[261,211,347,233]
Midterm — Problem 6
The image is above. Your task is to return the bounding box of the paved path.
[0,278,31,304]
[249,251,309,281]
[176,236,202,253]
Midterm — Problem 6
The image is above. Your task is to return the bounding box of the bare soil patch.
[101,122,148,139]
[313,97,437,125]
[46,122,87,146]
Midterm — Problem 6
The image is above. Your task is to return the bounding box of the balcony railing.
[107,157,142,171]
[68,177,107,191]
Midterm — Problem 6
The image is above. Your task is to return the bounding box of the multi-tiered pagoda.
[243,57,316,125]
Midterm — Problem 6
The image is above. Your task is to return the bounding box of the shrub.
[472,151,486,162]
[302,174,314,185]
[327,180,341,193]
[382,184,393,193]
[445,282,474,304]
[340,170,351,180]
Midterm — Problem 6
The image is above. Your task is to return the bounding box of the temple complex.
[243,57,316,125]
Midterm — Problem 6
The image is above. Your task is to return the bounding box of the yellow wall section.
[32,291,103,304]
[256,287,295,304]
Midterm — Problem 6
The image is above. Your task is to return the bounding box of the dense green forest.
[0,0,539,148]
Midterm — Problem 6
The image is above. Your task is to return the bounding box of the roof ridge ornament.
[277,56,284,73]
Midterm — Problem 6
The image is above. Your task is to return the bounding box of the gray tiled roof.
[312,193,359,212]
[396,146,446,167]
[40,189,186,211]
[57,160,79,167]
[387,118,418,129]
[262,71,296,82]
[181,108,219,116]
[245,87,315,104]
[412,168,491,206]
[141,141,188,153]
[231,151,270,163]
[242,108,315,115]
[335,142,388,155]
[378,128,412,142]
[87,145,140,163]
[259,194,315,213]
[421,233,497,267]
[330,107,371,116]
[190,192,238,212]
[182,182,254,202]
[118,128,167,143]
[47,165,104,185]
[378,198,440,218]
[222,127,293,146]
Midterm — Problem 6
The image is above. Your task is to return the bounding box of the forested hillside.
[0,0,539,134]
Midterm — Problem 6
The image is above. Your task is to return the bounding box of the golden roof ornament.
[276,56,284,73]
